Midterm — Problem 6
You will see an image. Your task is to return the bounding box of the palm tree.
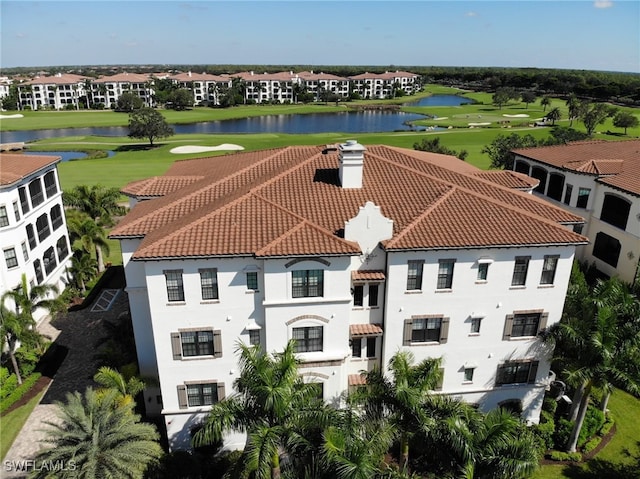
[565,93,580,127]
[546,107,561,125]
[68,252,97,293]
[66,211,110,272]
[0,306,28,384]
[34,388,162,479]
[193,341,336,479]
[545,274,640,452]
[83,78,93,109]
[63,184,124,228]
[353,351,443,471]
[2,273,58,324]
[93,366,145,408]
[540,96,551,112]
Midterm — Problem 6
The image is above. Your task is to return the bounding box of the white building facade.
[0,154,72,320]
[513,139,640,283]
[111,142,586,451]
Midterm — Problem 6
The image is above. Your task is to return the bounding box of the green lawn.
[0,388,46,461]
[531,390,640,479]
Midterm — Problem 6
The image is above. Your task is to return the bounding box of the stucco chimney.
[339,140,366,189]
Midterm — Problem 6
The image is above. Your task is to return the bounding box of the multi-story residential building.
[349,71,421,99]
[297,71,350,101]
[93,72,154,109]
[111,141,586,451]
[0,77,11,101]
[17,73,89,111]
[0,154,72,321]
[168,72,231,106]
[513,139,640,283]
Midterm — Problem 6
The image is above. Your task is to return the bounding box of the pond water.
[0,111,430,144]
[21,150,116,162]
[404,94,473,107]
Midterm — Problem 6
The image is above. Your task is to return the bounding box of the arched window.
[546,173,565,201]
[530,166,547,194]
[600,194,631,230]
[514,160,530,175]
[593,232,621,267]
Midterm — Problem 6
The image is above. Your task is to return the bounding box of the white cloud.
[465,11,477,17]
[594,1,613,8]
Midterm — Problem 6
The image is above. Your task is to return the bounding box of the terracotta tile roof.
[169,72,228,82]
[350,324,384,336]
[348,374,367,386]
[121,176,204,198]
[352,271,386,281]
[473,170,539,190]
[26,74,89,85]
[513,139,640,196]
[349,71,418,80]
[0,154,60,186]
[95,72,151,83]
[111,144,587,260]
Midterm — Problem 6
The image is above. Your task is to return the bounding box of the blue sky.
[1,1,639,72]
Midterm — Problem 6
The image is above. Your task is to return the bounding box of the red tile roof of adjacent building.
[513,139,640,196]
[352,271,386,281]
[95,72,152,83]
[26,74,89,85]
[473,170,539,190]
[110,144,587,260]
[169,72,229,82]
[0,154,60,186]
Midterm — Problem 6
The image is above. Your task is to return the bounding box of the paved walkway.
[2,289,130,478]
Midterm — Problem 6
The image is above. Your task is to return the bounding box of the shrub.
[542,395,558,415]
[549,450,582,462]
[582,436,602,454]
[578,407,605,447]
[0,367,18,401]
[533,411,556,449]
[553,418,574,450]
[0,372,42,414]
[599,417,615,436]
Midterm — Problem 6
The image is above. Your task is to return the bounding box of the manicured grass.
[531,390,640,479]
[0,388,46,461]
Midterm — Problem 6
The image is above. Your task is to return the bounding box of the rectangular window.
[13,201,20,222]
[4,248,18,269]
[186,383,218,407]
[26,224,37,250]
[246,271,258,291]
[412,317,442,343]
[292,270,323,298]
[540,255,559,285]
[477,263,489,281]
[512,313,542,337]
[437,260,455,289]
[366,337,376,358]
[292,326,323,352]
[496,361,539,385]
[199,269,219,300]
[181,331,214,357]
[464,368,475,382]
[563,184,573,205]
[511,256,530,286]
[470,317,482,334]
[249,329,260,346]
[21,242,29,262]
[56,236,70,261]
[368,284,379,307]
[353,285,364,307]
[406,260,424,290]
[0,206,9,227]
[36,214,51,242]
[576,188,590,209]
[19,187,30,214]
[164,270,185,302]
[593,232,621,268]
[351,338,362,358]
[34,259,43,284]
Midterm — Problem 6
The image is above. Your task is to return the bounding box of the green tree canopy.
[116,91,143,112]
[612,111,639,134]
[167,88,194,110]
[127,107,174,146]
[481,133,540,170]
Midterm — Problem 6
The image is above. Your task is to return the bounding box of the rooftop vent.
[339,140,366,189]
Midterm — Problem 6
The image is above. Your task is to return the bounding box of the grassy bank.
[0,388,46,461]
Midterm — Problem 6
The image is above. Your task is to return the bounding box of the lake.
[0,95,470,143]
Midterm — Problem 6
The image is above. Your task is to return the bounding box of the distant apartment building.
[0,154,72,321]
[111,141,585,450]
[168,72,231,106]
[297,71,350,101]
[92,72,154,109]
[17,73,89,110]
[349,71,422,99]
[513,139,640,283]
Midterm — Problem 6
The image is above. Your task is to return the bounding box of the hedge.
[0,372,42,414]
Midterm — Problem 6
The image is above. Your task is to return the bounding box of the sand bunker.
[502,114,530,118]
[0,114,24,119]
[170,144,245,154]
[433,116,448,120]
[468,122,491,126]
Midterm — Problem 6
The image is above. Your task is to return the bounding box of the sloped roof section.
[513,139,640,196]
[0,154,60,186]
[111,144,587,260]
[121,176,204,198]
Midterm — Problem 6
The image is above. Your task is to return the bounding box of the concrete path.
[1,290,130,478]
